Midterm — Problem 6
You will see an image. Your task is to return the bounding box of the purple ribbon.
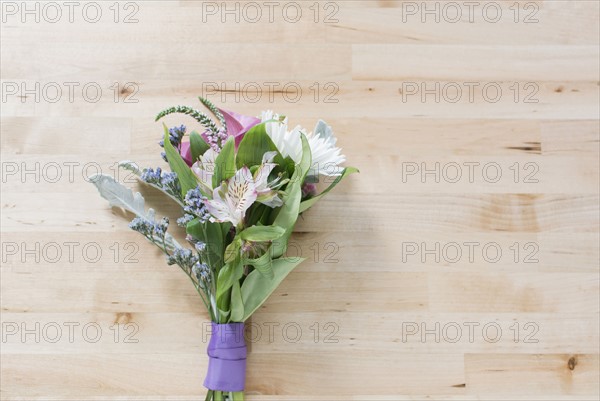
[204,322,247,392]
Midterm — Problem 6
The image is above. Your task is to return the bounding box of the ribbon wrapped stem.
[204,322,247,394]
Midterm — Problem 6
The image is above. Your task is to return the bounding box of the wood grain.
[1,1,598,400]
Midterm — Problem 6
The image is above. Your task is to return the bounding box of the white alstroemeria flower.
[261,111,346,178]
[191,148,218,193]
[204,167,257,227]
[254,151,283,207]
[204,156,284,226]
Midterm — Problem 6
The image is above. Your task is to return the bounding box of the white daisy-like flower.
[261,111,346,178]
[306,120,346,177]
[261,111,303,162]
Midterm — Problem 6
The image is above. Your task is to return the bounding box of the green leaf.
[230,281,244,322]
[187,219,225,270]
[224,238,241,264]
[221,222,232,240]
[217,309,230,323]
[163,124,198,197]
[299,167,359,213]
[236,123,285,169]
[296,133,312,183]
[270,134,311,258]
[245,203,268,227]
[241,257,305,320]
[244,248,274,279]
[190,131,210,163]
[239,225,285,242]
[257,204,275,225]
[216,260,243,301]
[232,391,244,401]
[212,136,236,188]
[269,183,300,259]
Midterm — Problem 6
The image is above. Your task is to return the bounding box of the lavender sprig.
[129,215,216,319]
[129,216,169,239]
[166,247,199,269]
[159,125,186,149]
[184,186,211,222]
[192,261,211,289]
[158,125,187,162]
[129,216,178,256]
[155,104,229,151]
[177,214,195,227]
[140,167,182,202]
[186,234,207,252]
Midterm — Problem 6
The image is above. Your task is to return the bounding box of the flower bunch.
[90,97,357,401]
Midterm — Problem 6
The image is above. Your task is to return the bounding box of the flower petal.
[228,167,258,222]
[205,198,234,224]
[179,142,193,166]
[257,191,283,208]
[220,108,261,147]
[253,163,277,192]
[192,148,219,192]
[306,121,346,177]
[262,151,278,164]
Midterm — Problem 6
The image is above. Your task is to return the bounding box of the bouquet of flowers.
[90,97,357,400]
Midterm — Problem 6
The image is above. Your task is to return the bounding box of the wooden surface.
[1,1,599,399]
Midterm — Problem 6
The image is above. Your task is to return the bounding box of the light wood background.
[1,1,599,400]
